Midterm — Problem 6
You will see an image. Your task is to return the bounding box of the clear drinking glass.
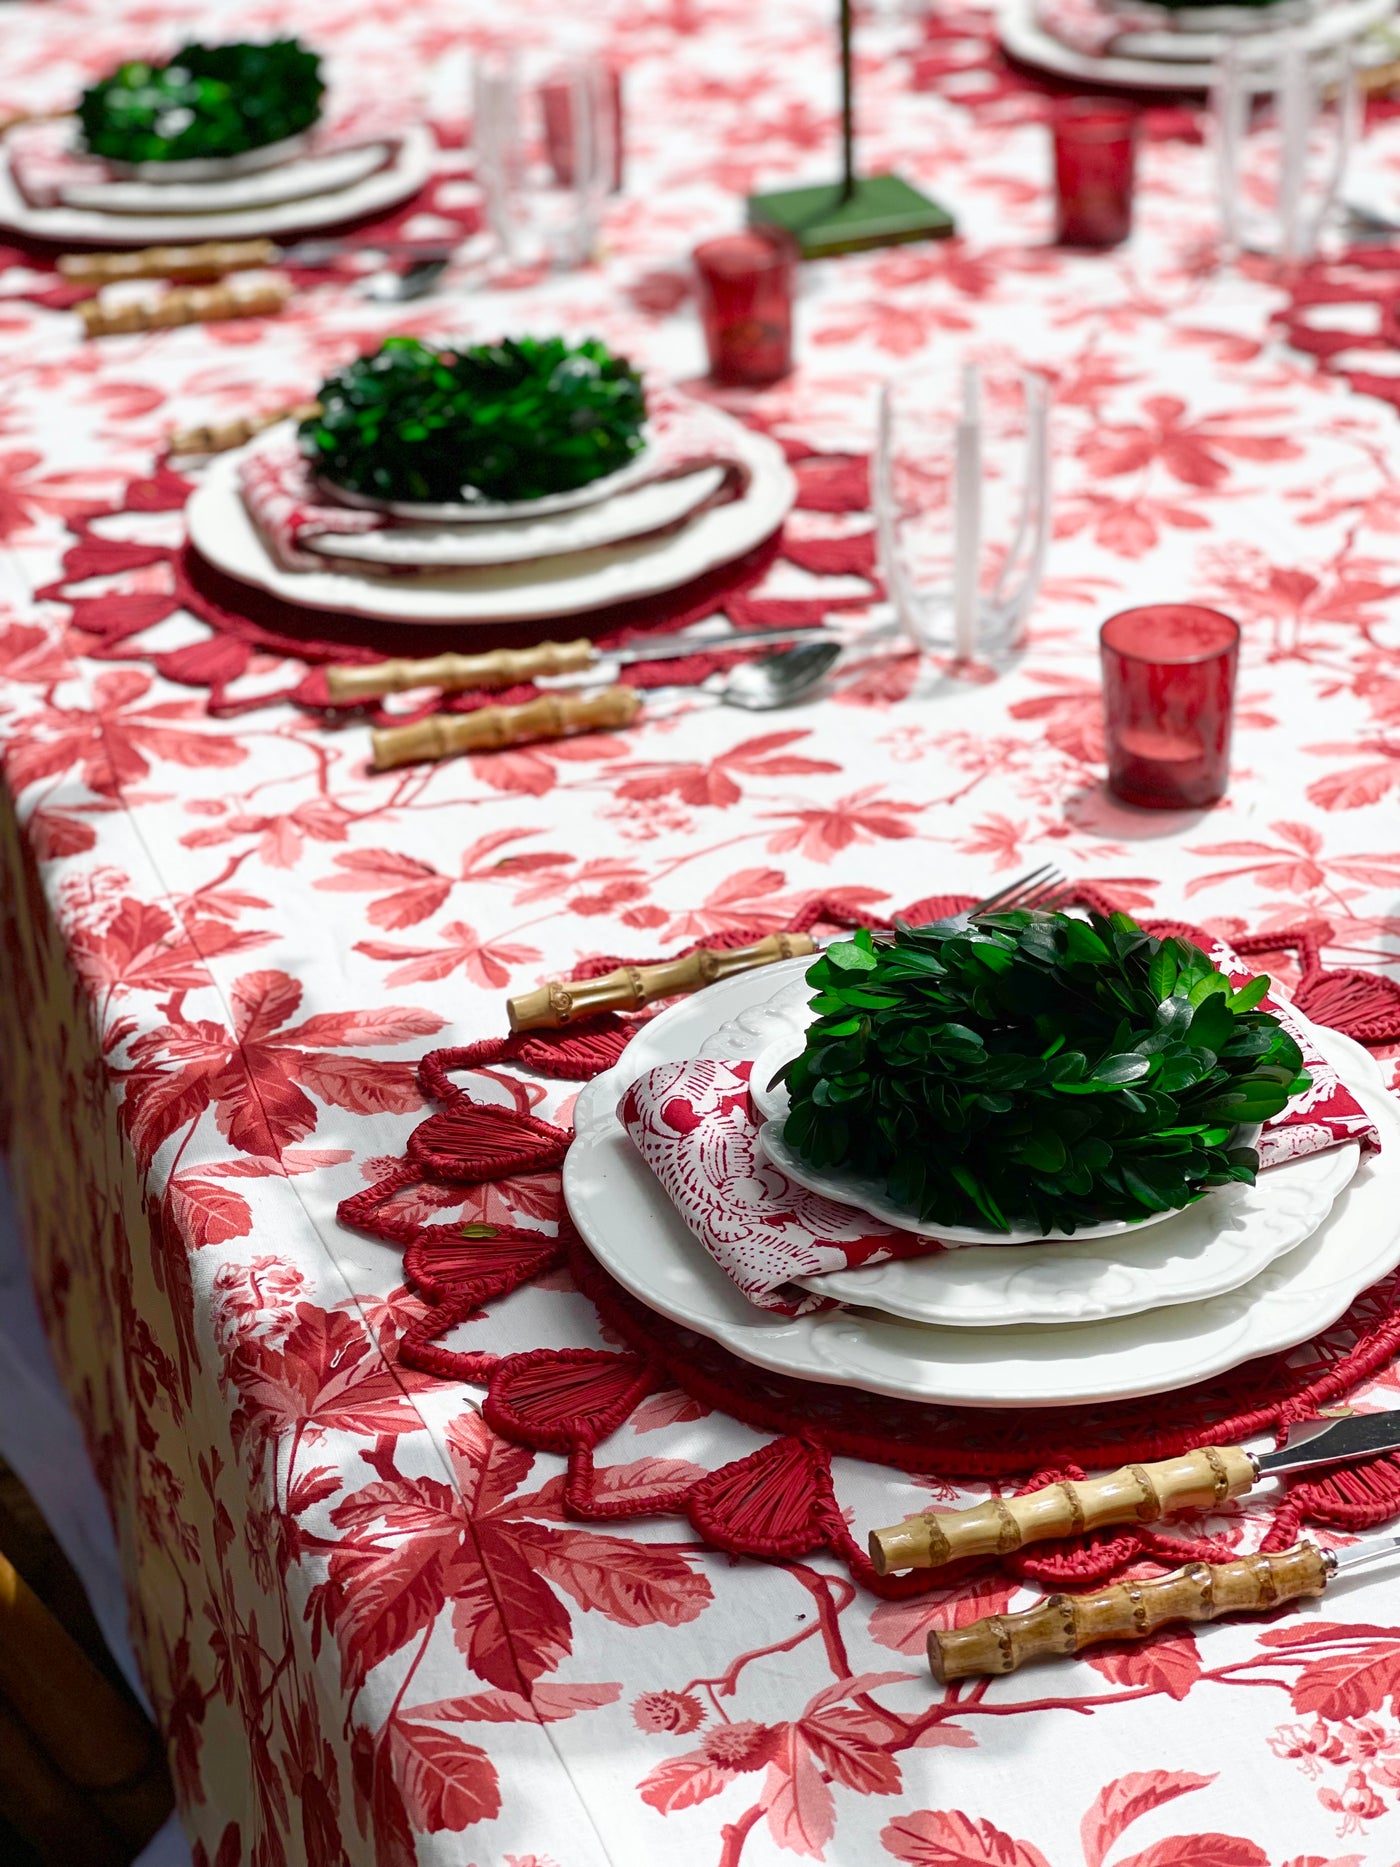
[874,361,1051,660]
[1211,34,1358,263]
[473,46,617,272]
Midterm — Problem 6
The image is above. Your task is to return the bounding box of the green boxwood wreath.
[78,40,324,166]
[775,909,1309,1235]
[299,335,649,507]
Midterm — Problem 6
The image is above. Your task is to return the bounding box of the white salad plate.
[314,468,726,570]
[60,140,393,217]
[318,439,662,524]
[749,1009,1227,1246]
[187,413,795,626]
[741,978,1352,1297]
[103,129,316,184]
[998,0,1394,90]
[0,123,433,247]
[563,956,1400,1408]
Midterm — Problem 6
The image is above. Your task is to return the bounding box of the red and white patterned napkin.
[1033,0,1165,56]
[239,389,754,573]
[7,105,401,209]
[619,964,1380,1314]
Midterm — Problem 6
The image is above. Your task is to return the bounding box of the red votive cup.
[693,228,795,387]
[1052,99,1137,248]
[1101,605,1241,809]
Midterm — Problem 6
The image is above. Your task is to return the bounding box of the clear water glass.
[1211,34,1358,263]
[473,46,616,272]
[874,360,1051,661]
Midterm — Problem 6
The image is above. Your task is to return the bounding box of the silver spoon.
[361,255,450,302]
[715,637,844,710]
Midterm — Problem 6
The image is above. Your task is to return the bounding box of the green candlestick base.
[747,172,954,259]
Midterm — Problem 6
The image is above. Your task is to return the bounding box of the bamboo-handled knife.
[871,1413,1400,1575]
[60,236,454,286]
[928,1529,1400,1680]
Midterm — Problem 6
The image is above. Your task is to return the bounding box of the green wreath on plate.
[300,336,649,507]
[78,40,325,166]
[776,909,1309,1236]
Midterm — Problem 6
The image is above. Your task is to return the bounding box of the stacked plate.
[0,119,435,247]
[998,0,1395,90]
[564,955,1400,1408]
[186,411,798,626]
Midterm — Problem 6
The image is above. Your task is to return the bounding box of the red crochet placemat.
[1276,243,1400,418]
[36,440,875,723]
[339,890,1400,1599]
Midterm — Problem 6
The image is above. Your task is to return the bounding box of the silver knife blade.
[1331,1528,1400,1575]
[608,625,842,666]
[1256,1411,1400,1479]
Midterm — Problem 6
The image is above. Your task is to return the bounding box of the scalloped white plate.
[997,0,1394,89]
[0,123,433,246]
[187,412,794,626]
[563,956,1398,1407]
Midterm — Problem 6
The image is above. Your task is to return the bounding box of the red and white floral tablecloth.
[3,1,1400,1863]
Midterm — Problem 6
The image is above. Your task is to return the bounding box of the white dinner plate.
[61,140,394,217]
[187,413,795,626]
[0,123,434,246]
[315,469,726,569]
[563,956,1400,1407]
[997,0,1395,90]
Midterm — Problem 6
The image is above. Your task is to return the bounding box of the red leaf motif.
[882,1809,1052,1866]
[411,1681,622,1723]
[1081,1772,1215,1867]
[1115,1840,1267,1867]
[166,1175,252,1247]
[449,1528,574,1690]
[232,969,303,1042]
[1084,1634,1203,1703]
[638,1752,732,1814]
[390,1722,500,1833]
[283,1052,426,1116]
[1289,1636,1400,1719]
[278,1007,445,1045]
[28,808,96,859]
[511,1520,713,1628]
[228,1304,430,1445]
[319,1532,451,1692]
[761,1727,836,1859]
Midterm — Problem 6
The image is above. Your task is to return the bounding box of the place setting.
[0,36,436,251]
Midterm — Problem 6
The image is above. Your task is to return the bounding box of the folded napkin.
[7,104,400,210]
[619,969,1380,1314]
[239,391,753,573]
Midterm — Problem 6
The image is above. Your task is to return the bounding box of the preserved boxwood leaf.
[78,41,324,164]
[300,336,647,506]
[775,911,1308,1235]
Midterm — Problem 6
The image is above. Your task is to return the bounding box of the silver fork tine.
[1012,875,1069,913]
[971,863,1056,915]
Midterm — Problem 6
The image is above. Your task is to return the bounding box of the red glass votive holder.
[1101,605,1241,810]
[692,228,796,387]
[1052,99,1137,249]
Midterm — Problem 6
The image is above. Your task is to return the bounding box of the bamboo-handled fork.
[504,865,1070,1031]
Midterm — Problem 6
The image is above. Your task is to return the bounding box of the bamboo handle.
[371,684,642,771]
[929,1543,1330,1681]
[59,238,281,284]
[871,1445,1257,1575]
[168,400,321,457]
[507,931,820,1031]
[327,639,598,704]
[77,277,291,338]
